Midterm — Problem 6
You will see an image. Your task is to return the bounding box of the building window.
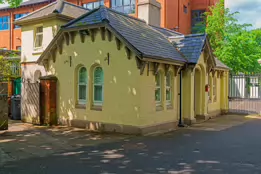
[14,13,28,28]
[10,63,20,76]
[155,73,162,106]
[208,74,212,102]
[16,46,21,51]
[213,76,217,102]
[83,0,104,10]
[93,67,104,106]
[111,0,136,14]
[78,67,87,105]
[191,10,206,34]
[34,26,43,48]
[166,72,172,106]
[183,5,188,14]
[0,16,10,30]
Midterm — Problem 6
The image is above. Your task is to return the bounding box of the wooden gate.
[229,73,261,114]
[0,82,8,130]
[39,75,57,125]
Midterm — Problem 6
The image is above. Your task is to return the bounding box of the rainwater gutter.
[178,68,185,127]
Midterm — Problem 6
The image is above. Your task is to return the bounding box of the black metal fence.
[229,74,261,114]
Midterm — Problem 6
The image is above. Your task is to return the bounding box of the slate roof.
[170,34,206,64]
[15,0,88,24]
[151,26,183,37]
[215,58,229,69]
[0,0,54,10]
[63,6,186,63]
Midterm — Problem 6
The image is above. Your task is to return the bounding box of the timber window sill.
[166,105,173,110]
[32,48,43,55]
[91,105,103,111]
[75,104,86,109]
[156,105,163,111]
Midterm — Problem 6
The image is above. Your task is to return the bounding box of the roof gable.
[170,34,207,64]
[15,0,88,24]
[62,6,186,63]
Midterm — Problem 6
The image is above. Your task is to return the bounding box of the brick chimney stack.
[137,0,161,27]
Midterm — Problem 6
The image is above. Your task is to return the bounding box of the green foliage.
[0,0,22,7]
[0,51,20,80]
[205,0,261,73]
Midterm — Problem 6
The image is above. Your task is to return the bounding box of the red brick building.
[0,0,219,50]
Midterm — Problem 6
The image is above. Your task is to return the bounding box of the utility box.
[11,95,21,120]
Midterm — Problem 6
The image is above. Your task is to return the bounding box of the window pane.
[116,0,122,7]
[79,85,86,100]
[111,0,116,7]
[123,5,131,14]
[155,74,160,86]
[35,34,43,48]
[94,2,100,8]
[130,1,135,13]
[166,73,171,86]
[86,3,93,9]
[37,26,43,33]
[100,0,104,5]
[79,67,87,83]
[123,0,130,5]
[166,88,171,101]
[155,88,161,102]
[94,85,103,101]
[94,67,103,84]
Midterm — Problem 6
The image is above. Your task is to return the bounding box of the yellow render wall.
[21,18,69,63]
[47,29,179,127]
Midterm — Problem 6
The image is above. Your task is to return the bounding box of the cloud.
[226,0,261,29]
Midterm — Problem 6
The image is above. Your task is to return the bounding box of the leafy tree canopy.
[0,50,20,80]
[204,0,261,73]
[0,0,22,7]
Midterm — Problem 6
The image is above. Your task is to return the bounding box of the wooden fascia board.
[15,14,73,26]
[103,23,143,59]
[142,57,185,66]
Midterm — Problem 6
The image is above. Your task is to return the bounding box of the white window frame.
[78,67,87,105]
[213,76,217,102]
[166,72,172,106]
[155,73,162,106]
[93,67,104,106]
[208,74,212,102]
[83,0,104,10]
[34,26,43,49]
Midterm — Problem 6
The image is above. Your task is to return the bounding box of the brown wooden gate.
[39,75,57,125]
[0,82,8,130]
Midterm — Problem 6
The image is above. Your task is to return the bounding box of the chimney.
[138,0,161,27]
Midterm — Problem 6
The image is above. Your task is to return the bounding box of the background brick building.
[0,0,219,50]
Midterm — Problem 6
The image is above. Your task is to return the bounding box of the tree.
[0,0,22,7]
[205,0,261,73]
[0,50,20,80]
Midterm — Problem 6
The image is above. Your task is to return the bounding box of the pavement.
[0,115,261,174]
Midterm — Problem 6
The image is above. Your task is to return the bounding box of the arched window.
[208,74,212,102]
[155,73,162,106]
[78,67,87,104]
[166,72,172,106]
[213,76,217,102]
[93,67,104,106]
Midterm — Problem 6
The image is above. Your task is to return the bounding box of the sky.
[225,0,261,29]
